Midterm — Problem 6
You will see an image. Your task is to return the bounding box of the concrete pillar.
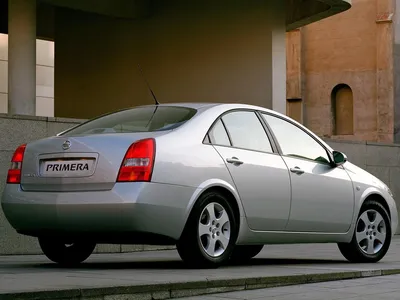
[272,27,287,115]
[270,1,287,115]
[8,0,36,116]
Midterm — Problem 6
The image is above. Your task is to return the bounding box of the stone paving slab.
[1,237,400,299]
[179,274,400,300]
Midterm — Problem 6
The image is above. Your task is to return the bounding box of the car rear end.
[1,105,200,243]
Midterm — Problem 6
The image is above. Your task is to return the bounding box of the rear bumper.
[1,182,197,242]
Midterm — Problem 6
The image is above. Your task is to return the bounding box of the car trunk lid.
[20,132,165,192]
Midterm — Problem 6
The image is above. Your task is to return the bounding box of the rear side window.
[209,119,231,146]
[60,106,197,136]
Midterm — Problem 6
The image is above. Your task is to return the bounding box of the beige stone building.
[286,0,400,143]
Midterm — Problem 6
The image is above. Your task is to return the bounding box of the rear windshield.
[60,106,197,136]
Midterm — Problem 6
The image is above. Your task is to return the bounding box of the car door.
[261,113,355,233]
[205,110,291,231]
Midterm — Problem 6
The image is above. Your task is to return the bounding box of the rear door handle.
[290,167,304,175]
[226,157,244,165]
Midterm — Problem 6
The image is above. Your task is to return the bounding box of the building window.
[331,84,354,135]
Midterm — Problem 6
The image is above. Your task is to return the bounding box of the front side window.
[262,114,330,164]
[60,106,197,136]
[221,111,273,153]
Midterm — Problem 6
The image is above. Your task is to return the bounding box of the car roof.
[135,102,278,115]
[136,102,219,109]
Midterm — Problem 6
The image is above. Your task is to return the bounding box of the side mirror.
[332,151,347,166]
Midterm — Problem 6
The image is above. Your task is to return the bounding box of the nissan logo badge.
[62,140,71,150]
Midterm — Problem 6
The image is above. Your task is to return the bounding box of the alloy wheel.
[198,202,231,258]
[355,209,387,255]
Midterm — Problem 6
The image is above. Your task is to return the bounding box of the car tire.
[337,200,391,263]
[230,245,264,262]
[38,237,96,266]
[176,191,238,268]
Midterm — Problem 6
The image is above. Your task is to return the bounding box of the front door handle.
[226,157,244,165]
[290,167,304,175]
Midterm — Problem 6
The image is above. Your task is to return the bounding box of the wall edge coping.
[0,113,85,124]
[324,138,400,148]
[323,138,366,145]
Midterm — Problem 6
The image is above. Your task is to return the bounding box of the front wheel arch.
[362,194,391,221]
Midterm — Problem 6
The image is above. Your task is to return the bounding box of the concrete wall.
[0,34,55,117]
[54,1,286,119]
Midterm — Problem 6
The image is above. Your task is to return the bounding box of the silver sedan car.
[2,103,398,268]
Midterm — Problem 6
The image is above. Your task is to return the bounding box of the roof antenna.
[138,64,160,105]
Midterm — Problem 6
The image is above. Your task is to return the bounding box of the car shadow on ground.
[22,257,349,270]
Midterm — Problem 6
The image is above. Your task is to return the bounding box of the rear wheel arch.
[205,186,241,227]
[181,186,241,239]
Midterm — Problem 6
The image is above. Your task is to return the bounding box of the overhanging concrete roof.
[0,0,352,38]
[38,0,351,31]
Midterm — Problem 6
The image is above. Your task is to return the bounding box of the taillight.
[7,144,27,184]
[117,138,156,182]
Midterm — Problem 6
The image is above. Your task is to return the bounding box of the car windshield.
[59,106,197,136]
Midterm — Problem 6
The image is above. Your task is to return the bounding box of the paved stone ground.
[1,236,400,297]
[180,274,400,300]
